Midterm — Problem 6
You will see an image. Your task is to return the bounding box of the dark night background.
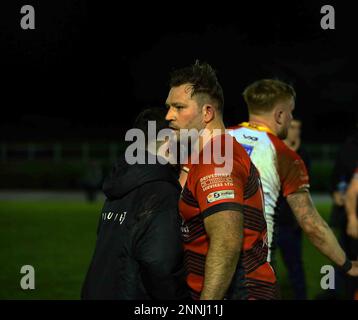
[1,1,358,301]
[0,0,357,143]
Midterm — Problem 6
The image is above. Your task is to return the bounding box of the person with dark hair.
[228,79,358,299]
[81,107,189,300]
[166,61,277,300]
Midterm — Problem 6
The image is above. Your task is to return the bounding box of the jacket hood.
[103,152,180,199]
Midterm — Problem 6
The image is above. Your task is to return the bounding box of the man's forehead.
[167,84,193,102]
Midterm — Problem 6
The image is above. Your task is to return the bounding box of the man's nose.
[165,107,175,122]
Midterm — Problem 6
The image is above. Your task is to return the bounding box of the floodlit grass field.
[0,200,332,300]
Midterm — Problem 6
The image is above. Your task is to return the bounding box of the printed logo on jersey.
[241,144,254,156]
[207,190,235,203]
[200,174,234,192]
[243,134,258,142]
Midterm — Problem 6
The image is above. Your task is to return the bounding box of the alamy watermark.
[19,5,334,31]
[320,265,335,290]
[124,122,234,174]
[20,265,35,290]
[20,5,35,30]
[320,5,335,30]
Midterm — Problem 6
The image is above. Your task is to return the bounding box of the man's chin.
[277,131,288,140]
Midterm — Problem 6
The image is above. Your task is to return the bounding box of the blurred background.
[0,0,357,299]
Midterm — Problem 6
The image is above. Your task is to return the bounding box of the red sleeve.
[191,159,246,219]
[269,134,310,197]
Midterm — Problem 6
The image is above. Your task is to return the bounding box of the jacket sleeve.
[133,182,190,300]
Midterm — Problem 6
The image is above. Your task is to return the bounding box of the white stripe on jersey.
[228,127,280,262]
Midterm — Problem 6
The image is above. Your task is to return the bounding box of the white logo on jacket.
[102,211,127,224]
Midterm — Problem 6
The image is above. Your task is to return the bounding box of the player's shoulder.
[230,134,253,173]
[216,133,251,159]
[267,133,302,162]
[190,134,251,176]
[227,124,242,131]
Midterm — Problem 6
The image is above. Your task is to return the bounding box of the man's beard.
[277,127,288,140]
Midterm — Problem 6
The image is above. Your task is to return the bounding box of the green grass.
[274,203,332,300]
[0,200,333,299]
[0,201,101,299]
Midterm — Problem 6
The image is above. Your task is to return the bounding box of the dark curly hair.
[169,60,224,114]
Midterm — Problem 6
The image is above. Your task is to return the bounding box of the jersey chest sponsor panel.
[228,125,310,261]
[179,134,277,299]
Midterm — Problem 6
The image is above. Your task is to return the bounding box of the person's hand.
[346,218,358,239]
[333,191,345,206]
[347,261,358,277]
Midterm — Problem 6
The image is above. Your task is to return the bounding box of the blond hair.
[243,79,296,114]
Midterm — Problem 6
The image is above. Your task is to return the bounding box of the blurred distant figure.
[275,119,310,300]
[345,167,358,299]
[82,160,103,202]
[345,167,358,240]
[329,123,358,299]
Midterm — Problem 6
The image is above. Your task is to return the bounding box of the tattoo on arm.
[287,190,346,265]
[287,190,317,224]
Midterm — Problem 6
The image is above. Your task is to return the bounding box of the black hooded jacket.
[81,154,189,300]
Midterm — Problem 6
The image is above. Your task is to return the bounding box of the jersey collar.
[239,122,276,136]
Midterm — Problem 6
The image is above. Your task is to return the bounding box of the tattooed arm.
[200,210,244,300]
[287,190,347,266]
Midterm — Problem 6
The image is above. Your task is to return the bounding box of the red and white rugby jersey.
[179,134,277,300]
[228,122,310,262]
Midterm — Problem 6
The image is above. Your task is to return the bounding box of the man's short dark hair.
[169,60,224,113]
[133,107,168,142]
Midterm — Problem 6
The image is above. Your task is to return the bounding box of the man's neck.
[199,119,226,150]
[247,115,277,135]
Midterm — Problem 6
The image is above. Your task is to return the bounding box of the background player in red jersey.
[229,79,358,280]
[165,61,277,300]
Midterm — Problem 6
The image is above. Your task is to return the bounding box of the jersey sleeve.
[278,147,310,197]
[191,160,245,219]
[268,134,310,197]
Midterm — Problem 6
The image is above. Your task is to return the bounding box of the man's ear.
[274,107,283,125]
[202,104,215,123]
